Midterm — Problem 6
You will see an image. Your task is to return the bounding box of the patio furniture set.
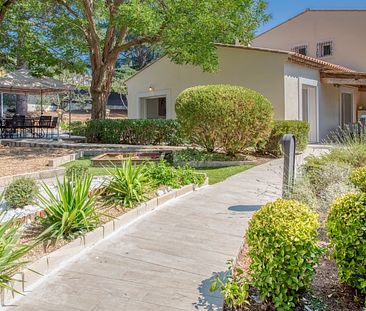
[0,115,58,138]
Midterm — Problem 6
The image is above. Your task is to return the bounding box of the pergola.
[0,69,73,117]
[320,70,366,90]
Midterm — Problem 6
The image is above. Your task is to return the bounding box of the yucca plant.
[0,215,33,293]
[105,160,151,208]
[37,175,99,240]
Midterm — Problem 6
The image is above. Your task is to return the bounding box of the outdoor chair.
[24,117,36,137]
[37,115,52,138]
[50,117,58,137]
[12,115,26,138]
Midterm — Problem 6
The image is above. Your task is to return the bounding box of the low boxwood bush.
[176,85,273,155]
[85,119,184,145]
[246,199,322,310]
[65,162,89,180]
[349,166,366,192]
[262,120,309,157]
[4,177,38,209]
[326,193,366,297]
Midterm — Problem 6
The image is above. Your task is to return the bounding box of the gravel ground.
[0,145,75,177]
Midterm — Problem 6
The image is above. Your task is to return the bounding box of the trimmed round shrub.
[4,177,39,209]
[246,199,322,310]
[326,193,366,296]
[261,120,310,157]
[349,166,366,192]
[175,85,273,155]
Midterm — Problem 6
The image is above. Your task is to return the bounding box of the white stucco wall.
[284,63,320,120]
[126,46,288,120]
[253,10,366,71]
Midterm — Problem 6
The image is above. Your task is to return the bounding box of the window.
[317,41,333,58]
[341,93,353,125]
[292,45,307,56]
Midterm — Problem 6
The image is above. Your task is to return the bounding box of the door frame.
[298,78,319,143]
[339,87,356,126]
[136,89,171,119]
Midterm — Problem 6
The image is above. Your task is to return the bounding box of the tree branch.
[0,0,17,23]
[82,0,102,67]
[54,0,81,19]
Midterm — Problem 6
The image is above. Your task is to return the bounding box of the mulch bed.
[229,241,364,311]
[0,145,74,177]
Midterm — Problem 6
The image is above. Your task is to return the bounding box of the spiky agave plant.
[37,175,99,241]
[105,160,151,208]
[0,215,33,293]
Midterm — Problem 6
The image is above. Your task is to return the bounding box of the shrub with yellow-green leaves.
[326,193,366,298]
[246,199,323,311]
[349,166,366,192]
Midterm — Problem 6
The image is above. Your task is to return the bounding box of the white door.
[302,85,317,143]
[341,93,353,125]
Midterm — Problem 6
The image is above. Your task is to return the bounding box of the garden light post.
[282,134,296,198]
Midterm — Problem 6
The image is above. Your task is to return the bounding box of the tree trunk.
[16,94,28,115]
[90,61,116,119]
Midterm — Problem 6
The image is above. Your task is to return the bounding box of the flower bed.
[211,142,366,311]
[0,160,208,305]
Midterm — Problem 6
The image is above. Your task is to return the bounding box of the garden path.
[7,159,284,311]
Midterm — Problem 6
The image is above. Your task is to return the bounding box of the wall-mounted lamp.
[148,86,154,92]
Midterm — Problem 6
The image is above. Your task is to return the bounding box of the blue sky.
[257,0,366,34]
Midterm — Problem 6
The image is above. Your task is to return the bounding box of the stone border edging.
[1,179,209,306]
[0,168,65,188]
[47,151,84,168]
[174,160,254,168]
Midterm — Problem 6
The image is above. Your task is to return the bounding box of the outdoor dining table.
[0,116,56,138]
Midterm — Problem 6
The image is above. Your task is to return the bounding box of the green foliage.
[262,120,310,157]
[38,175,99,240]
[105,160,151,208]
[0,215,33,293]
[326,193,366,297]
[349,166,366,192]
[146,161,205,189]
[246,199,322,310]
[176,85,273,154]
[85,119,184,145]
[65,162,89,180]
[4,177,38,209]
[172,149,233,163]
[210,260,250,309]
[64,121,87,137]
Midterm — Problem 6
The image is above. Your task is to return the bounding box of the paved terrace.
[7,159,284,311]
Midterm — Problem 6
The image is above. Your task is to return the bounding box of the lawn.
[65,158,254,185]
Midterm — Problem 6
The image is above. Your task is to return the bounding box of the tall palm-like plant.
[0,215,33,293]
[38,175,99,240]
[105,160,151,208]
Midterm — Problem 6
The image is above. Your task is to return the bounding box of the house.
[126,10,366,143]
[252,9,366,71]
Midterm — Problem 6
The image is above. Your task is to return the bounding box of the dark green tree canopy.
[1,0,269,118]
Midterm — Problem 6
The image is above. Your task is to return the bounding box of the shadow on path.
[193,272,226,311]
[228,205,261,212]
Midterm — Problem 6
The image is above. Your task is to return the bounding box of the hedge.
[176,85,273,155]
[85,119,184,145]
[262,120,310,157]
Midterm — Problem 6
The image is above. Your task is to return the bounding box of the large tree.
[46,0,269,119]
